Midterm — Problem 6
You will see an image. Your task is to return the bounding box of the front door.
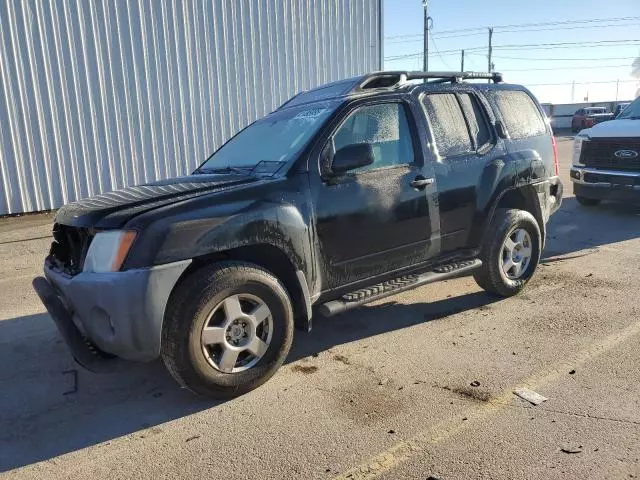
[311,101,437,291]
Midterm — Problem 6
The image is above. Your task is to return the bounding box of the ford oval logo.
[614,149,639,159]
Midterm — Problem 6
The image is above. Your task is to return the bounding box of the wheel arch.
[484,184,546,248]
[177,243,312,332]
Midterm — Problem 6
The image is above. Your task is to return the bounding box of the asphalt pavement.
[1,134,639,479]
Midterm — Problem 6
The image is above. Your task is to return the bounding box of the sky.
[383,0,640,104]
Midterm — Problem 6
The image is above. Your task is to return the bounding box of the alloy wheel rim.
[501,227,532,280]
[200,293,273,373]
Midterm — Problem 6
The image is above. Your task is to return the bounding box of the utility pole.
[487,27,493,82]
[615,79,620,102]
[423,1,429,72]
[571,80,575,103]
[460,50,465,72]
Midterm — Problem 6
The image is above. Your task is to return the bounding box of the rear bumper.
[33,259,191,369]
[570,167,640,204]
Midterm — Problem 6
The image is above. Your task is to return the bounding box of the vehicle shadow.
[0,289,498,472]
[0,312,215,472]
[543,196,640,260]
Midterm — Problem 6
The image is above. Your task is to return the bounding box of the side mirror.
[331,144,374,174]
[495,120,508,139]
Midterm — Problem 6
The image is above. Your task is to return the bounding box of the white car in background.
[570,97,640,206]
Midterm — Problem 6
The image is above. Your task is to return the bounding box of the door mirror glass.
[331,144,374,174]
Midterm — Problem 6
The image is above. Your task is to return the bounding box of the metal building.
[0,0,382,215]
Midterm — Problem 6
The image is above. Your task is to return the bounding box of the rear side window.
[421,93,472,157]
[457,93,492,149]
[493,90,546,139]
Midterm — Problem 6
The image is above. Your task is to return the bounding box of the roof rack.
[357,71,503,91]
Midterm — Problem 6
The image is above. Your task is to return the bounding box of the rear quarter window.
[493,90,546,139]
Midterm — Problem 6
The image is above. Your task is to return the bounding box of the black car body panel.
[55,174,260,229]
[35,71,563,367]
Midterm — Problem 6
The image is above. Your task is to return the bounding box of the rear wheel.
[474,209,541,297]
[161,261,294,398]
[576,195,600,207]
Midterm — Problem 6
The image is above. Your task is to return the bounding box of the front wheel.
[161,261,294,398]
[474,209,541,297]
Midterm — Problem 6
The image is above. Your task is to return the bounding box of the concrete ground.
[1,134,639,479]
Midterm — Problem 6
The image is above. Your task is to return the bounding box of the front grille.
[49,224,93,276]
[580,138,640,172]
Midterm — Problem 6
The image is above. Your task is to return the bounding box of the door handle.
[410,176,435,189]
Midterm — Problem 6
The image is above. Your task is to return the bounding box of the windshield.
[617,98,640,119]
[197,105,335,174]
[586,108,606,114]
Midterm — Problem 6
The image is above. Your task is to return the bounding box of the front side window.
[332,103,415,172]
[198,104,335,174]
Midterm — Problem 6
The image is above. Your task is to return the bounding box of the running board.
[318,259,482,317]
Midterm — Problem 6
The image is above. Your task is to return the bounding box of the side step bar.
[319,259,482,317]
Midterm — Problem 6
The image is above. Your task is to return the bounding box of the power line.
[495,22,640,34]
[467,53,639,62]
[384,40,640,60]
[387,32,486,43]
[492,16,640,30]
[525,79,637,87]
[503,64,633,72]
[490,39,640,51]
[428,30,452,70]
[385,15,640,39]
[386,22,640,43]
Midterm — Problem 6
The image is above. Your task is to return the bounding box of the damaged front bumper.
[33,259,191,372]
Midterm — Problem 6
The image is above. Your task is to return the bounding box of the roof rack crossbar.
[356,70,503,92]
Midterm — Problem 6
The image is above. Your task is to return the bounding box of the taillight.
[551,136,559,176]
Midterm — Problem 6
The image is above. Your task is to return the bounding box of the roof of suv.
[279,71,506,111]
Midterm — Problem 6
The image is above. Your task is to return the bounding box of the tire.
[161,261,294,398]
[571,121,578,133]
[575,195,600,207]
[473,209,541,297]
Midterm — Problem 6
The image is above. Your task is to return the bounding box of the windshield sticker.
[294,108,328,120]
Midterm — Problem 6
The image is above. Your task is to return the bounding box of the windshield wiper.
[194,166,253,175]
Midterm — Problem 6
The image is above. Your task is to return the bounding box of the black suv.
[34,71,563,398]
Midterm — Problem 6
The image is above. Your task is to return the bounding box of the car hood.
[581,119,640,138]
[55,174,260,228]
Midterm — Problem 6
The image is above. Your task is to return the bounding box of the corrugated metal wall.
[0,0,382,215]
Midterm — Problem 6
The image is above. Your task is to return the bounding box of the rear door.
[419,89,506,253]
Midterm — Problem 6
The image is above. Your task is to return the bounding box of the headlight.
[572,135,588,166]
[83,230,137,273]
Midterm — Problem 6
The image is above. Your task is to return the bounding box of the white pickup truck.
[570,98,640,206]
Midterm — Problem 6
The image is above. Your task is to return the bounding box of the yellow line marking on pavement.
[334,319,640,480]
